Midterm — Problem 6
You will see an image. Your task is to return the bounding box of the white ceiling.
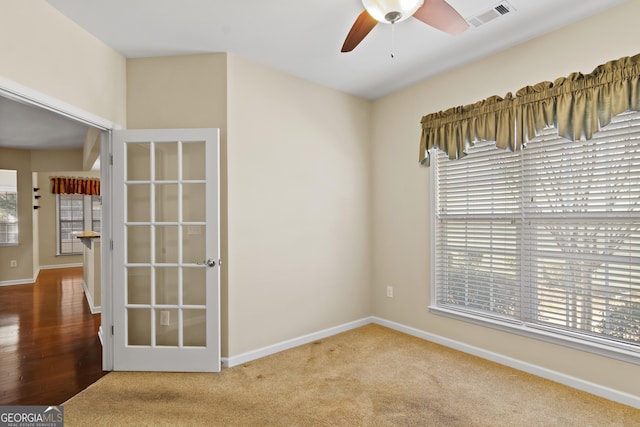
[0,0,628,150]
[0,96,88,150]
[46,0,627,99]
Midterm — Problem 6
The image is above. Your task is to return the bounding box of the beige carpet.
[64,324,639,426]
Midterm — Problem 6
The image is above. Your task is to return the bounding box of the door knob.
[197,258,216,267]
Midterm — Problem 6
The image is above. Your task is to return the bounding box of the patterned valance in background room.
[419,53,640,165]
[50,177,100,195]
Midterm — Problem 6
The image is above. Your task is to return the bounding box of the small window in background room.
[0,169,18,245]
[57,193,85,255]
[91,195,101,233]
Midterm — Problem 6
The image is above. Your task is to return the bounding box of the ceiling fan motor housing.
[362,0,425,24]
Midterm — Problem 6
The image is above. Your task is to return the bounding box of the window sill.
[428,305,640,366]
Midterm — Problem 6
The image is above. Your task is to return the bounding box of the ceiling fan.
[341,0,469,52]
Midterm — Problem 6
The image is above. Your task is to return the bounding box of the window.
[57,194,102,255]
[0,169,18,245]
[91,195,101,232]
[57,194,85,255]
[432,111,640,359]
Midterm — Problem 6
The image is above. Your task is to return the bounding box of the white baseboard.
[40,263,82,270]
[0,265,82,286]
[82,280,101,314]
[0,278,35,286]
[371,317,640,410]
[222,317,373,368]
[221,316,639,409]
[0,270,39,287]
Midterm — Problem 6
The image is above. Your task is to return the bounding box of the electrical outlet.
[160,311,170,326]
[187,226,202,235]
[10,260,17,268]
[386,286,393,298]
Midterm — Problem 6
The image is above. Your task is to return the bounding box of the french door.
[112,128,220,372]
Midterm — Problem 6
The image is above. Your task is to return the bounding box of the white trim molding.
[81,279,101,314]
[40,263,83,270]
[371,317,640,410]
[0,76,115,131]
[0,269,39,286]
[221,316,639,409]
[0,276,37,287]
[222,317,373,368]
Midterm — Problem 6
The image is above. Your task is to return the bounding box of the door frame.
[0,76,118,370]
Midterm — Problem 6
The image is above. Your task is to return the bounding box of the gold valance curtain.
[419,53,640,165]
[50,177,100,195]
[419,94,515,165]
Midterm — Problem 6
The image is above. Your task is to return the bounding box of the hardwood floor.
[0,267,107,405]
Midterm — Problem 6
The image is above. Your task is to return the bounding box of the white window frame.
[56,193,85,255]
[430,112,640,365]
[91,195,101,233]
[0,170,18,246]
[56,194,102,255]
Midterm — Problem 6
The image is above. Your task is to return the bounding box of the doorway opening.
[0,78,116,386]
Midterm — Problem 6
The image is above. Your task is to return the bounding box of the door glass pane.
[184,309,206,347]
[155,267,179,305]
[183,184,205,222]
[128,308,151,346]
[128,226,151,264]
[183,141,206,181]
[127,267,151,304]
[127,185,150,222]
[155,184,179,222]
[155,142,178,181]
[183,268,206,305]
[127,143,150,181]
[183,228,205,264]
[156,225,179,263]
[156,308,179,346]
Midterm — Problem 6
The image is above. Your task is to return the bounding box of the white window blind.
[91,195,101,232]
[58,194,85,255]
[433,111,640,356]
[0,169,18,245]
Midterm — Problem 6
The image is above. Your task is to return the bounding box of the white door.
[112,128,220,372]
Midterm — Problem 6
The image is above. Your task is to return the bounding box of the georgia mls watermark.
[0,406,63,427]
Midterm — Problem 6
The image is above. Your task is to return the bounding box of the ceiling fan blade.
[341,10,378,52]
[413,0,469,35]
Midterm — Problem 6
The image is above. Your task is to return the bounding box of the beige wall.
[0,149,34,282]
[126,53,229,352]
[31,172,39,274]
[31,149,83,173]
[371,0,640,397]
[83,128,102,171]
[127,53,373,358]
[32,151,86,269]
[0,0,635,401]
[0,148,93,283]
[36,165,100,268]
[226,54,372,355]
[0,0,124,276]
[0,0,126,126]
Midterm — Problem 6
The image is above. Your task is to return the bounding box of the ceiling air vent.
[468,1,515,28]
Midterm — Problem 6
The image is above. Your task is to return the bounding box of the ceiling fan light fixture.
[361,0,424,24]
